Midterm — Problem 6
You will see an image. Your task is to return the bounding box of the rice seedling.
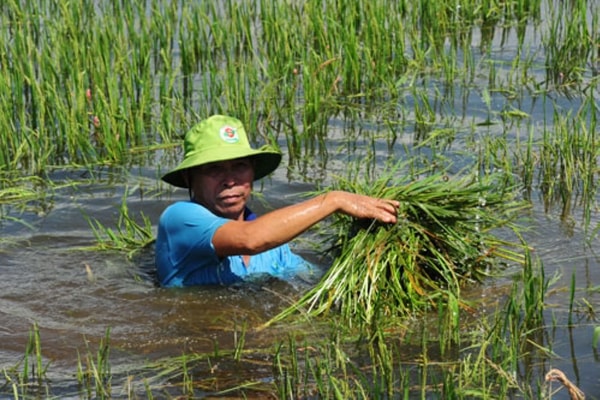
[85,187,155,257]
[593,326,600,350]
[543,0,596,88]
[266,164,529,332]
[142,343,279,398]
[233,319,248,362]
[1,323,51,399]
[77,328,113,399]
[568,271,577,327]
[269,263,550,399]
[0,0,554,181]
[537,97,598,230]
[0,174,52,225]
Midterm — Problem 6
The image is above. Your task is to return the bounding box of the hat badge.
[219,125,239,143]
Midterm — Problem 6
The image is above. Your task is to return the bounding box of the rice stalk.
[84,187,155,257]
[266,167,529,329]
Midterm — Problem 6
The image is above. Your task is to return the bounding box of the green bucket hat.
[161,115,282,188]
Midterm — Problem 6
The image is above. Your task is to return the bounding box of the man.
[155,115,399,287]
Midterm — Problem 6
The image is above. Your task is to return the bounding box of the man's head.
[161,115,282,189]
[185,157,255,220]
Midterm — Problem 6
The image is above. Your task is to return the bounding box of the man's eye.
[204,166,221,175]
[236,161,250,168]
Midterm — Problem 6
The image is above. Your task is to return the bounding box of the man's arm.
[212,191,399,257]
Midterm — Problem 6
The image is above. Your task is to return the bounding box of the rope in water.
[545,368,585,400]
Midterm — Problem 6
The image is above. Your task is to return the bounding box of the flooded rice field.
[1,0,600,397]
[2,155,600,398]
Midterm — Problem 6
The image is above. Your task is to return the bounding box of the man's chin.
[216,205,244,220]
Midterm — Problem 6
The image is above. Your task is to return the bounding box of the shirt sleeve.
[155,201,230,286]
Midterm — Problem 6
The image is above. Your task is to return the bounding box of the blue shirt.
[155,201,317,287]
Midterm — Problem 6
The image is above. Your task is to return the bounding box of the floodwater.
[0,169,332,398]
[2,156,600,398]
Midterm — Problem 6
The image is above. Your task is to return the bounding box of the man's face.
[189,158,254,220]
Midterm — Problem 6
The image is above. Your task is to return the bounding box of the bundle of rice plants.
[267,167,529,329]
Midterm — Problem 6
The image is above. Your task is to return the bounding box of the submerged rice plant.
[543,0,598,87]
[268,166,529,329]
[2,323,50,399]
[85,187,154,257]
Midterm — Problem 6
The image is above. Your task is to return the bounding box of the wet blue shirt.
[155,201,317,287]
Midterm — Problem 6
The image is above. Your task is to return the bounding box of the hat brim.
[161,147,282,188]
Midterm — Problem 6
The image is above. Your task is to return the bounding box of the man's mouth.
[219,193,241,203]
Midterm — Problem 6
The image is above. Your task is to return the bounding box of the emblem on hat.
[219,125,239,143]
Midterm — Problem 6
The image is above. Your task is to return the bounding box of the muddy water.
[0,172,327,396]
[1,162,599,398]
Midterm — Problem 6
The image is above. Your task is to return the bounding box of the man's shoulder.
[161,201,216,222]
[165,200,195,211]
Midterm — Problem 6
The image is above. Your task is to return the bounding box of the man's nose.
[220,167,237,186]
